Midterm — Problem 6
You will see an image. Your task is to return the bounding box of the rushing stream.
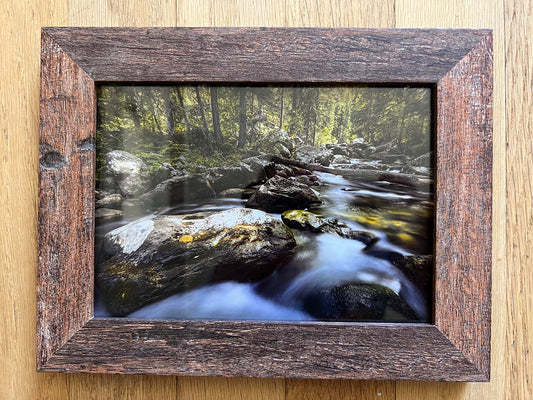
[95,170,432,322]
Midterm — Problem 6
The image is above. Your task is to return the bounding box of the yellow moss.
[179,235,194,243]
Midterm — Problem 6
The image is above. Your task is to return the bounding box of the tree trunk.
[238,88,247,149]
[176,87,190,136]
[195,86,209,133]
[279,87,284,128]
[209,86,223,146]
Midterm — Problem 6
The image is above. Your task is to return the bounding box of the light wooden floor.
[0,0,529,398]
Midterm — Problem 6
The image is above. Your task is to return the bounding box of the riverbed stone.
[139,174,216,209]
[281,210,377,245]
[303,282,418,321]
[246,176,321,213]
[293,145,333,166]
[97,208,297,316]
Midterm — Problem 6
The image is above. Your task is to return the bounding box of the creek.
[95,170,432,322]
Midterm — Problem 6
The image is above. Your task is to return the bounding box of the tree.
[237,88,247,149]
[210,86,223,146]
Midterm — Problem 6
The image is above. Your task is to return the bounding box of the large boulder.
[139,174,216,209]
[293,145,333,166]
[281,210,377,245]
[101,150,149,197]
[246,176,321,213]
[303,282,418,321]
[97,208,297,316]
[150,162,186,187]
[206,164,262,194]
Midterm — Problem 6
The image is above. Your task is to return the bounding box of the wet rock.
[294,174,320,187]
[96,193,123,209]
[97,208,297,316]
[139,174,216,209]
[281,210,377,245]
[353,205,433,254]
[101,150,149,197]
[95,208,123,224]
[303,283,418,321]
[246,176,321,213]
[293,145,333,166]
[264,162,295,179]
[391,255,433,301]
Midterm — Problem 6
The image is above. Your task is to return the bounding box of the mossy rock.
[97,208,297,316]
[303,282,419,321]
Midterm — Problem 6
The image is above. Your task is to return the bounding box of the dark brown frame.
[38,27,492,381]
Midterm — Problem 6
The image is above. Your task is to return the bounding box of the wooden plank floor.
[0,0,529,398]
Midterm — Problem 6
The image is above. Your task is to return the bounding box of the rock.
[240,156,270,181]
[391,255,433,300]
[97,208,297,316]
[150,162,185,187]
[331,154,351,164]
[206,165,260,194]
[219,188,247,198]
[294,174,320,187]
[293,145,333,166]
[246,176,321,213]
[264,162,295,179]
[411,152,432,167]
[275,142,291,158]
[281,210,377,245]
[303,283,418,321]
[96,193,123,209]
[102,150,149,197]
[95,208,123,224]
[139,174,216,209]
[326,143,349,156]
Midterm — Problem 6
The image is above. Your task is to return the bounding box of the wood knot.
[39,151,68,170]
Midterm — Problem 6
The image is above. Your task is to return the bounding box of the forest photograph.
[94,84,434,323]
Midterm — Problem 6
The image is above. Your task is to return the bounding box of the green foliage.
[96,85,432,168]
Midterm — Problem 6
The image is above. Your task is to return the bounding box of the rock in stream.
[97,208,297,316]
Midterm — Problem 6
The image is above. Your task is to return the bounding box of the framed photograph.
[38,27,492,381]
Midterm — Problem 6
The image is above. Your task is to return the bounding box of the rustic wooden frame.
[38,27,492,381]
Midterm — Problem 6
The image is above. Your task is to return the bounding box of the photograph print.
[94,84,434,323]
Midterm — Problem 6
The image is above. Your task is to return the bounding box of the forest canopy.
[96,85,432,171]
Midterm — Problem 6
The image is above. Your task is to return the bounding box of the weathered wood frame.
[38,27,492,381]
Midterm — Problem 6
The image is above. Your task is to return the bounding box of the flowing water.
[95,171,433,322]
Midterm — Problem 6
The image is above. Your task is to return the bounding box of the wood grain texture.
[41,320,485,380]
[0,0,529,399]
[38,30,96,368]
[435,33,493,377]
[0,0,67,399]
[286,379,395,400]
[44,27,487,84]
[505,0,533,398]
[395,0,507,398]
